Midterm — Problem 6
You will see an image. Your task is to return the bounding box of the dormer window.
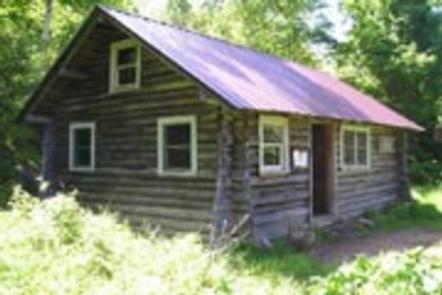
[109,39,141,93]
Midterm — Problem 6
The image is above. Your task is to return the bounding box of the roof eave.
[18,7,102,123]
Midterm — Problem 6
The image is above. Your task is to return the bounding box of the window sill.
[108,86,141,95]
[157,170,197,178]
[339,166,371,174]
[259,170,291,178]
[69,167,95,173]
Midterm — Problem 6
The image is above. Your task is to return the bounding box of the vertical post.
[41,121,56,196]
[243,112,257,243]
[398,131,411,200]
[210,108,233,246]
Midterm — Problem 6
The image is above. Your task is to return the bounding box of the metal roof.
[102,7,421,131]
[23,6,423,131]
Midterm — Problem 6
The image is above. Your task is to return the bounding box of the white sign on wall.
[292,149,309,168]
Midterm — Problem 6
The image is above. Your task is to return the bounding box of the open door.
[312,124,334,216]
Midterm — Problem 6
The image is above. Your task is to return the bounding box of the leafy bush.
[410,158,442,186]
[307,249,442,295]
[0,188,225,294]
[1,188,442,294]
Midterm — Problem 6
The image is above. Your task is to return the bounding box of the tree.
[164,0,328,66]
[333,0,442,183]
[0,1,132,202]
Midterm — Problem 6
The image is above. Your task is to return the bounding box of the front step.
[312,214,336,228]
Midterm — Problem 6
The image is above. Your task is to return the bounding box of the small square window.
[158,116,197,176]
[110,39,141,93]
[69,122,95,171]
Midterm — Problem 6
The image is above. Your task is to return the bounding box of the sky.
[134,0,351,40]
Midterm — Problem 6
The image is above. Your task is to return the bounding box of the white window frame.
[69,122,95,172]
[109,39,141,93]
[157,115,198,176]
[340,125,371,170]
[259,115,290,175]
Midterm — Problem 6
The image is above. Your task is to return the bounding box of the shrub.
[1,188,442,294]
[0,188,236,295]
[409,159,442,186]
[306,249,442,295]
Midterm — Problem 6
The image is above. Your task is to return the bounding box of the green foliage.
[334,0,442,184]
[366,185,442,230]
[0,2,41,189]
[307,249,442,295]
[0,188,229,294]
[164,0,328,66]
[0,0,132,204]
[2,187,442,294]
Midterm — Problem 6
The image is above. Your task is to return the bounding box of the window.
[69,122,95,171]
[259,116,289,174]
[158,116,197,176]
[341,126,370,169]
[109,39,141,93]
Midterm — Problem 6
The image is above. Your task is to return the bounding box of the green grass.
[1,185,442,294]
[229,240,332,280]
[413,184,442,212]
[367,185,442,230]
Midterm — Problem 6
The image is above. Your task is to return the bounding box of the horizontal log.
[254,207,309,226]
[100,203,213,222]
[81,193,212,211]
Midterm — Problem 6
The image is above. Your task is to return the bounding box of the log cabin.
[20,5,423,244]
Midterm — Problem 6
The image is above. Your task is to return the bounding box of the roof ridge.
[98,4,296,64]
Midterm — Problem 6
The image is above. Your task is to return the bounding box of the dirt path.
[313,228,442,264]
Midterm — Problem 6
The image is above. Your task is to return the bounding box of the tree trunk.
[42,0,53,64]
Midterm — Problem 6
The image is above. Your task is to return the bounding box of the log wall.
[335,125,404,218]
[230,114,311,241]
[33,21,223,235]
[240,115,407,241]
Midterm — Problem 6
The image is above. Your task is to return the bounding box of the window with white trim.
[158,116,197,176]
[69,122,95,171]
[341,126,370,169]
[259,116,289,174]
[109,39,141,93]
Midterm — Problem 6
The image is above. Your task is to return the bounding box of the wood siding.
[230,114,311,241]
[238,115,406,241]
[335,125,404,218]
[33,21,223,235]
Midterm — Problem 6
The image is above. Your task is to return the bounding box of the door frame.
[309,121,337,221]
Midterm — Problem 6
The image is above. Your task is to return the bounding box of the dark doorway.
[312,124,334,216]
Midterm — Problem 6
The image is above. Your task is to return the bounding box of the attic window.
[110,39,141,93]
